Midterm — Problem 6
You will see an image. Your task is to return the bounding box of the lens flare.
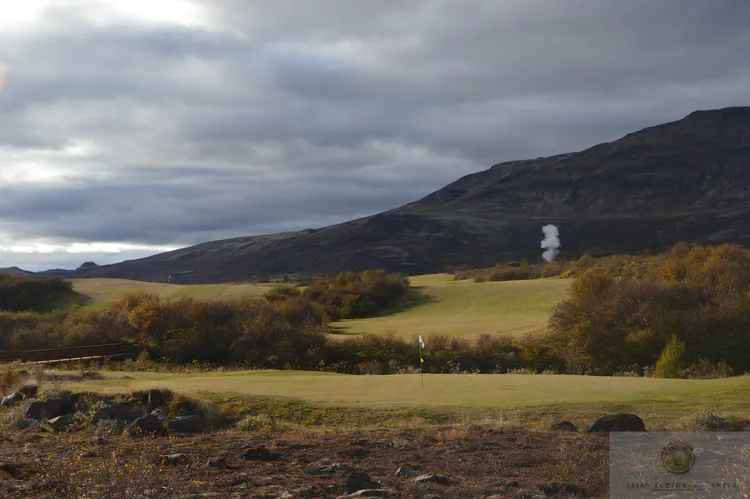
[0,62,6,92]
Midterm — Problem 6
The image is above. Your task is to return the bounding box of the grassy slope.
[69,278,274,310]
[71,370,750,427]
[331,274,570,339]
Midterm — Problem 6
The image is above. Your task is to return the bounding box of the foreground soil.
[0,425,608,498]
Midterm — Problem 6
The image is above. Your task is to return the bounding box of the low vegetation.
[547,243,750,376]
[2,245,749,380]
[264,269,410,320]
[0,274,77,312]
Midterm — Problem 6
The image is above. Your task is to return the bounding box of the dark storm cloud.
[0,0,749,269]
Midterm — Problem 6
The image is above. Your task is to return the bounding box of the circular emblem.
[660,440,696,475]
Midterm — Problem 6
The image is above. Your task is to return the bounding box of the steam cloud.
[541,224,560,262]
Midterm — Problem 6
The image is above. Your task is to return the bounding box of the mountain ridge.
[43,106,750,283]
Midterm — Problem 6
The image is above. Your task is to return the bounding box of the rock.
[412,474,460,486]
[343,471,382,494]
[147,389,165,412]
[160,454,188,465]
[149,409,170,426]
[168,415,204,433]
[242,445,279,462]
[311,462,351,475]
[47,414,75,431]
[176,404,205,419]
[26,398,75,420]
[109,401,134,420]
[25,401,47,420]
[207,455,229,469]
[128,405,146,420]
[1,392,24,407]
[132,414,167,436]
[394,466,411,477]
[42,398,76,419]
[0,463,21,477]
[551,421,578,432]
[91,408,112,425]
[343,489,396,497]
[698,414,727,431]
[539,482,587,496]
[20,385,38,398]
[586,413,646,433]
[91,402,135,425]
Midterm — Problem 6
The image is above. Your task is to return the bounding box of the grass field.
[70,278,275,310]
[69,370,750,427]
[331,274,570,339]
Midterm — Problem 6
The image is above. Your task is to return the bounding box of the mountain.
[0,267,35,276]
[49,106,750,283]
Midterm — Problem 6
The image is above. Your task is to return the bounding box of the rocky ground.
[0,424,608,498]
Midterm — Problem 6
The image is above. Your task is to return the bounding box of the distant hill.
[0,266,35,276]
[47,106,750,283]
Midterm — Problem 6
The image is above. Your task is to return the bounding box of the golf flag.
[419,335,425,364]
[419,335,425,348]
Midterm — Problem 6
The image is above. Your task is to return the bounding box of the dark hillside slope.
[51,107,750,283]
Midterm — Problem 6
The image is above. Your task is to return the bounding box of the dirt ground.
[0,425,609,498]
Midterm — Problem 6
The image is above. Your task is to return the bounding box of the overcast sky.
[1,0,749,271]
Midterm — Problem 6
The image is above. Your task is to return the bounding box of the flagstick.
[419,341,424,387]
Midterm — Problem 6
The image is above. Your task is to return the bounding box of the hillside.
[0,266,34,276]
[49,106,750,283]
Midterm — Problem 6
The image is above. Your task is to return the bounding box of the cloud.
[0,0,749,270]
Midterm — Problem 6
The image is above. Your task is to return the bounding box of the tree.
[654,335,686,378]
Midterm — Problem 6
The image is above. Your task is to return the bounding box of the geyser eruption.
[541,224,560,262]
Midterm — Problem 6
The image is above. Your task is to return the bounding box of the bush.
[0,363,23,393]
[0,274,74,312]
[654,335,686,378]
[547,244,750,375]
[358,360,383,375]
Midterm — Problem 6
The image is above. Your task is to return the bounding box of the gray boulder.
[23,397,75,420]
[1,392,24,407]
[160,454,188,465]
[25,401,47,419]
[168,415,204,433]
[344,472,382,494]
[43,398,76,419]
[586,413,646,433]
[91,401,135,425]
[132,414,167,436]
[242,445,279,461]
[207,455,229,469]
[147,389,165,412]
[20,385,38,398]
[343,490,395,497]
[551,421,578,432]
[47,414,75,431]
[412,474,460,486]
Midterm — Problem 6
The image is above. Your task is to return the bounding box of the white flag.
[418,335,425,348]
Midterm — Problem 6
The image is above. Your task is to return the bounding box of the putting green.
[72,370,750,411]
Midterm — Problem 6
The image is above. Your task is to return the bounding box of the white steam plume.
[541,224,560,262]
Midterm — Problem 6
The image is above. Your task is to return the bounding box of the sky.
[1,0,749,271]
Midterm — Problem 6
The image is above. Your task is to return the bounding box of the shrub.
[0,274,74,312]
[358,360,383,375]
[654,336,686,379]
[0,363,23,393]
